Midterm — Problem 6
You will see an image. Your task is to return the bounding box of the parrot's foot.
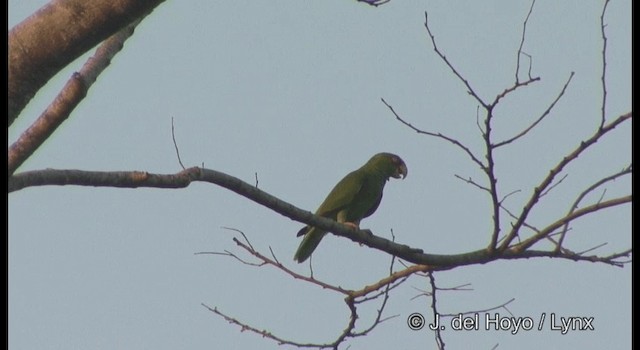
[343,222,359,230]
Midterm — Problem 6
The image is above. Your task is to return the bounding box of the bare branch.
[522,51,533,80]
[356,0,391,7]
[576,242,608,256]
[483,109,501,252]
[424,11,487,108]
[9,165,630,268]
[8,18,145,176]
[494,72,574,148]
[222,226,256,251]
[411,281,473,300]
[599,0,611,129]
[349,256,399,337]
[351,265,432,298]
[509,195,631,254]
[202,303,328,348]
[540,173,568,198]
[556,165,632,250]
[454,174,491,193]
[428,273,446,350]
[501,248,631,267]
[499,189,521,206]
[440,298,516,318]
[515,0,536,83]
[171,117,186,170]
[491,76,541,107]
[499,112,631,251]
[195,250,263,267]
[381,98,485,170]
[8,0,164,124]
[202,229,426,348]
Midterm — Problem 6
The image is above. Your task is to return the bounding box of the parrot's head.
[368,153,408,180]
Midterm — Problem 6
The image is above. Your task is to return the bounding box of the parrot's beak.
[393,163,408,179]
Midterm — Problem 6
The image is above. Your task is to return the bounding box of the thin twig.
[499,112,631,251]
[203,229,427,348]
[424,11,487,108]
[171,117,186,170]
[356,0,390,6]
[516,0,536,83]
[454,174,491,193]
[599,0,611,129]
[202,303,333,348]
[556,165,631,250]
[522,51,533,79]
[494,72,574,148]
[222,226,255,251]
[510,195,630,252]
[381,98,485,170]
[439,297,516,318]
[576,242,608,256]
[540,174,568,198]
[428,273,446,350]
[499,189,521,206]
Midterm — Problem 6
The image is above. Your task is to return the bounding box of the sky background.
[9,1,631,349]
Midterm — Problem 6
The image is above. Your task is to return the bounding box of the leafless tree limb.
[8,18,145,176]
[599,0,611,129]
[539,173,569,198]
[509,195,630,254]
[356,0,391,6]
[8,165,630,267]
[439,298,516,318]
[381,98,485,170]
[516,0,536,83]
[171,117,186,170]
[494,72,574,148]
[454,174,491,193]
[424,11,488,108]
[202,303,325,348]
[428,273,446,349]
[499,112,631,251]
[556,165,632,250]
[8,0,165,125]
[200,229,426,349]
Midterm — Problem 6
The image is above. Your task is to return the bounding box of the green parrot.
[294,152,408,263]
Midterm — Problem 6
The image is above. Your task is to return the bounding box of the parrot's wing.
[314,169,366,217]
[295,170,363,238]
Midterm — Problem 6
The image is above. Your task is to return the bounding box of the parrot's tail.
[293,229,326,263]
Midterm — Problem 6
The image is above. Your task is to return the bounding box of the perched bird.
[294,153,408,263]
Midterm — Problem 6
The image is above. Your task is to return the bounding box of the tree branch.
[515,0,536,83]
[599,0,611,129]
[200,229,419,349]
[8,18,145,176]
[381,98,485,170]
[8,0,164,124]
[499,112,631,251]
[556,165,631,250]
[494,72,574,148]
[10,166,630,268]
[509,195,631,254]
[424,11,488,108]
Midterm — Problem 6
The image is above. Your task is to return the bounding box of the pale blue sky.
[9,1,631,349]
